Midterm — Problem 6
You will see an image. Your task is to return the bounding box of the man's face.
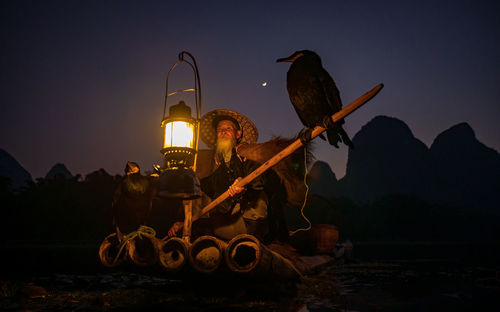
[215,120,242,155]
[216,120,241,142]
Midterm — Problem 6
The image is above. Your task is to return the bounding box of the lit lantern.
[160,101,197,168]
[157,52,202,200]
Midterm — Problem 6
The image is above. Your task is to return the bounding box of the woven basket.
[309,224,339,254]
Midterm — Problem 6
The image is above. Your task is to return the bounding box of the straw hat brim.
[200,109,258,149]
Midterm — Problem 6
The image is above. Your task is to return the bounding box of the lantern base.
[157,167,201,200]
[160,147,195,169]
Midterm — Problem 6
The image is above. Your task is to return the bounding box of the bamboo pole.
[225,234,302,279]
[98,233,128,267]
[195,83,383,220]
[127,233,159,267]
[182,200,192,243]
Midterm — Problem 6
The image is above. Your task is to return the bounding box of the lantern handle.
[167,88,196,97]
[178,51,202,120]
[163,51,202,170]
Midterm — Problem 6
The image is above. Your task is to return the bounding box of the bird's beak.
[276,52,303,63]
[276,56,292,63]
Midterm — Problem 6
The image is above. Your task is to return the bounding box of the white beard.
[216,137,236,163]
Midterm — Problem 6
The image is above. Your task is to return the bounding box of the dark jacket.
[200,149,266,217]
[199,149,269,240]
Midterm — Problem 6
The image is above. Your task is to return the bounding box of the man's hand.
[168,221,183,238]
[228,177,246,197]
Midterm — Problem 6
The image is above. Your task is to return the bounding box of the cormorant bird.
[277,50,353,148]
[112,162,157,240]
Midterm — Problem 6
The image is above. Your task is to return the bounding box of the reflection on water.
[353,241,500,266]
[1,241,499,311]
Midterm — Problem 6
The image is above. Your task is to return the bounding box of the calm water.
[1,241,499,311]
[353,241,500,266]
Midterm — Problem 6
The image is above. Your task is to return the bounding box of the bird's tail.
[326,120,354,149]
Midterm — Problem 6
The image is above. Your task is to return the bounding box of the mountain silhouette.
[45,163,73,180]
[336,116,500,211]
[307,160,338,198]
[340,116,430,203]
[428,122,500,209]
[0,148,33,189]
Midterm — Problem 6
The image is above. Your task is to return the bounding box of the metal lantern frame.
[161,51,202,171]
[157,51,202,201]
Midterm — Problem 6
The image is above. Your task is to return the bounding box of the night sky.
[1,0,499,179]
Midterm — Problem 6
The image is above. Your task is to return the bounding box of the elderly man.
[168,110,270,241]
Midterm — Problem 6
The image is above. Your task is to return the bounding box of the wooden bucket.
[99,233,128,267]
[309,224,339,254]
[157,237,190,272]
[188,235,227,273]
[127,233,159,267]
[225,234,301,279]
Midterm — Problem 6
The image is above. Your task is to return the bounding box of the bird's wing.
[319,69,342,112]
[289,94,313,126]
[289,75,331,127]
[287,84,312,127]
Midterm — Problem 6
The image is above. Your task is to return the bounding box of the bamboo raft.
[98,233,334,279]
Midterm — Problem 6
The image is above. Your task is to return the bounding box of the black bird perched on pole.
[277,50,353,148]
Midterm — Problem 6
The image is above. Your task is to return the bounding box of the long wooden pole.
[196,83,384,221]
[181,200,192,243]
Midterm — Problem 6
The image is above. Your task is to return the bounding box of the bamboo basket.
[309,224,339,254]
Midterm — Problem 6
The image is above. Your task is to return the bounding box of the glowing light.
[163,121,194,148]
[262,82,267,87]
